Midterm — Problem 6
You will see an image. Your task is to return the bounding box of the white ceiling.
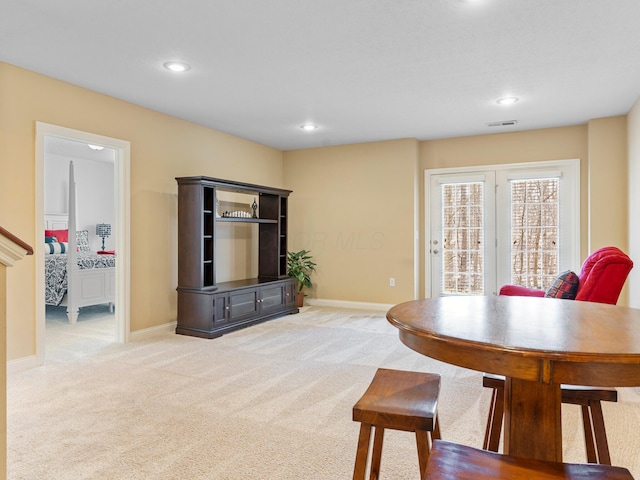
[44,136,115,163]
[2,0,640,151]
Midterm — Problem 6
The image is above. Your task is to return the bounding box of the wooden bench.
[352,368,441,480]
[425,440,633,480]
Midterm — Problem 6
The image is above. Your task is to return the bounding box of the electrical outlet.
[389,277,395,287]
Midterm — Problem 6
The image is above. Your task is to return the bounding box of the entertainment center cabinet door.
[177,290,215,335]
[258,283,286,316]
[284,280,296,308]
[212,292,229,327]
[227,288,260,322]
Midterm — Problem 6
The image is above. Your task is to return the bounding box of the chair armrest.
[499,285,545,297]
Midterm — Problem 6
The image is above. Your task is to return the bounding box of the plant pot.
[296,292,304,308]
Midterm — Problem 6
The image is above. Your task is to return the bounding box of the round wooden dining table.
[386,295,640,462]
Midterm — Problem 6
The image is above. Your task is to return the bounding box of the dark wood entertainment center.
[175,176,298,338]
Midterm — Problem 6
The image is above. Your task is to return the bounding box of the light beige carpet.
[8,306,640,479]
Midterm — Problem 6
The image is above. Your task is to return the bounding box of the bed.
[44,161,116,323]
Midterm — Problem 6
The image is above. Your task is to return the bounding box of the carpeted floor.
[7,306,640,479]
[44,304,117,361]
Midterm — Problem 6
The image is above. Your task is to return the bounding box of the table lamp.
[96,223,111,251]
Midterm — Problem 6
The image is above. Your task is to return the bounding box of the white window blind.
[510,178,559,289]
[441,182,484,295]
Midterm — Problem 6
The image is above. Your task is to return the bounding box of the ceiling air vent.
[487,120,518,127]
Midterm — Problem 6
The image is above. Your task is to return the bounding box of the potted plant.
[287,249,316,307]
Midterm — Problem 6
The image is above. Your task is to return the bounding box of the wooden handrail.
[0,226,33,255]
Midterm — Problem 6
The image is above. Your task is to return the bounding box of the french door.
[427,160,580,298]
[429,171,496,296]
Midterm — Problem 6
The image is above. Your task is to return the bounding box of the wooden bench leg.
[589,401,612,465]
[369,427,385,480]
[419,419,440,480]
[353,423,372,480]
[433,416,441,440]
[483,386,503,452]
[581,405,598,463]
[416,430,430,476]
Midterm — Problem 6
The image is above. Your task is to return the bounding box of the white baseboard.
[7,355,39,376]
[306,298,394,311]
[129,321,177,341]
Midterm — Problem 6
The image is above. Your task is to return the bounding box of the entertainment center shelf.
[176,176,297,339]
[217,218,278,224]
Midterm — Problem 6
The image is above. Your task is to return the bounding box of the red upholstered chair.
[484,246,633,464]
[498,246,633,304]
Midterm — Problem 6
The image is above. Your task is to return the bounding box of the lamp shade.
[96,223,111,237]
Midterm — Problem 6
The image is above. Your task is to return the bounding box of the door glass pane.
[441,182,484,294]
[510,178,559,289]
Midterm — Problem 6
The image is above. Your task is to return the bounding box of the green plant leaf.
[287,249,316,293]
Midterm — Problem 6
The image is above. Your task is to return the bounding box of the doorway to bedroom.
[36,123,130,365]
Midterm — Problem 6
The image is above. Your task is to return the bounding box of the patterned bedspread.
[45,253,116,306]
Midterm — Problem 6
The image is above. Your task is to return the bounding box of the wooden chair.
[424,440,634,480]
[352,368,441,480]
[482,373,618,464]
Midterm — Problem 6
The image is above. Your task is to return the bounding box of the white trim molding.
[306,298,394,312]
[129,322,177,341]
[35,122,131,366]
[0,235,29,267]
[7,355,38,376]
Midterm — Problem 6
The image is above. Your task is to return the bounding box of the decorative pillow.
[76,230,90,252]
[45,236,58,243]
[44,242,69,255]
[544,270,580,299]
[45,229,69,242]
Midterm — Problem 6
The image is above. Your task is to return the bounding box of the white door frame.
[425,159,580,299]
[35,122,131,364]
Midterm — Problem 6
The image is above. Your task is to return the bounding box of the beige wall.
[587,116,628,252]
[0,62,284,360]
[628,97,640,308]
[283,139,419,305]
[587,116,629,305]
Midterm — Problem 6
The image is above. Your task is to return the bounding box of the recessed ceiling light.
[88,144,104,151]
[497,97,519,105]
[300,123,318,132]
[163,62,191,73]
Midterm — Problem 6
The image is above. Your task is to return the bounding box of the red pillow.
[44,229,68,242]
